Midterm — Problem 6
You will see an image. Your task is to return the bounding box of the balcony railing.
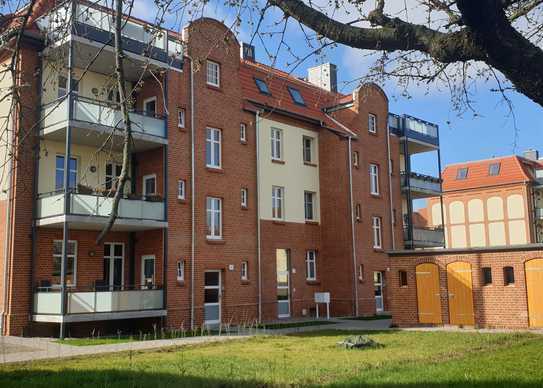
[401,171,442,195]
[41,96,166,139]
[34,287,164,316]
[37,192,165,222]
[404,226,445,247]
[388,113,439,146]
[535,208,543,220]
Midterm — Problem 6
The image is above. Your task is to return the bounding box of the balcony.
[41,96,167,152]
[389,113,439,153]
[33,287,166,323]
[36,192,167,231]
[404,227,445,248]
[535,208,543,220]
[401,171,442,198]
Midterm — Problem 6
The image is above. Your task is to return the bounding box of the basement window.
[287,86,305,106]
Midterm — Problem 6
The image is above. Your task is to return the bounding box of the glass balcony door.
[103,243,124,290]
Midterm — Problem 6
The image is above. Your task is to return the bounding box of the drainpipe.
[348,137,359,317]
[255,110,262,323]
[386,123,396,250]
[162,71,169,316]
[189,57,196,330]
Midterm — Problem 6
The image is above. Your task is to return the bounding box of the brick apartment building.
[0,0,447,337]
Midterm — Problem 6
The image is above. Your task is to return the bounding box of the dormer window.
[255,78,271,95]
[456,167,468,180]
[287,86,305,106]
[488,163,501,176]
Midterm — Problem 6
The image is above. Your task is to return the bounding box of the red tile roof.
[442,155,536,192]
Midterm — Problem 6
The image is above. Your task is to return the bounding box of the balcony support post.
[59,0,77,340]
[402,120,414,250]
[437,145,446,248]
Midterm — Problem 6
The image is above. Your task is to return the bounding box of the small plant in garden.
[337,335,382,350]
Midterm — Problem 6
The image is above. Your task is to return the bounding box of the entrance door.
[276,249,290,318]
[526,259,543,327]
[103,243,124,290]
[374,272,384,313]
[415,263,442,324]
[447,262,475,326]
[141,255,155,289]
[204,271,221,326]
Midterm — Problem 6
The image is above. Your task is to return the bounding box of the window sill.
[303,162,317,167]
[370,193,381,198]
[177,126,187,132]
[305,220,319,225]
[241,280,250,285]
[373,248,384,253]
[176,280,185,286]
[241,206,248,211]
[206,238,225,245]
[368,131,378,137]
[306,280,320,285]
[206,167,224,174]
[272,220,286,225]
[240,140,248,145]
[177,198,187,204]
[206,84,222,92]
[271,159,285,165]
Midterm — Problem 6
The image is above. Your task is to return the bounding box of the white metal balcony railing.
[34,288,163,316]
[401,171,442,194]
[41,96,166,138]
[37,193,165,221]
[404,227,445,247]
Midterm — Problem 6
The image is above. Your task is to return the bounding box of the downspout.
[386,124,396,250]
[189,57,196,330]
[162,71,169,317]
[255,110,262,323]
[348,137,359,317]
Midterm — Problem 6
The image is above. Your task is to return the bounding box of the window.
[271,128,283,161]
[355,204,361,221]
[58,75,79,98]
[241,260,248,281]
[353,151,359,168]
[305,250,317,281]
[105,162,122,190]
[372,216,382,249]
[206,60,220,87]
[178,108,185,128]
[368,113,377,134]
[503,266,515,285]
[176,260,185,282]
[143,174,157,196]
[206,127,222,168]
[272,186,284,220]
[143,97,157,117]
[177,179,186,200]
[55,155,77,190]
[370,164,380,195]
[254,78,270,95]
[206,197,222,239]
[241,187,248,208]
[52,240,77,286]
[456,167,469,180]
[240,123,247,142]
[304,191,315,221]
[358,264,365,281]
[399,270,408,287]
[302,136,313,163]
[482,267,492,285]
[287,86,305,106]
[488,163,501,176]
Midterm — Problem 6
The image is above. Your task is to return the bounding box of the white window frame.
[177,260,185,282]
[240,123,247,142]
[368,113,377,134]
[241,260,248,281]
[241,187,248,208]
[55,154,78,190]
[355,204,361,221]
[358,263,365,281]
[143,174,157,196]
[141,254,156,288]
[305,250,317,281]
[103,242,124,288]
[206,127,222,169]
[353,151,359,168]
[105,161,122,190]
[206,196,222,239]
[206,60,220,87]
[370,163,380,195]
[178,108,185,128]
[272,186,284,220]
[302,136,313,163]
[271,128,283,161]
[372,216,382,249]
[304,191,315,221]
[52,240,78,287]
[143,96,157,117]
[177,179,186,200]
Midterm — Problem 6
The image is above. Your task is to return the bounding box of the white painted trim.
[143,96,157,116]
[141,254,156,287]
[143,173,157,196]
[104,242,125,287]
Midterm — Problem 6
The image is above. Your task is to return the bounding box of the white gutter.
[348,137,359,317]
[189,57,196,330]
[386,124,396,249]
[255,110,262,323]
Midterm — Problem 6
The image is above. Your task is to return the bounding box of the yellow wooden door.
[526,259,543,328]
[415,263,442,324]
[447,262,475,326]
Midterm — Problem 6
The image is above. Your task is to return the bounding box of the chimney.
[523,149,539,161]
[241,42,255,62]
[307,63,337,92]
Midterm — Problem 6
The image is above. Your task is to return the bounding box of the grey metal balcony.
[404,226,445,248]
[401,171,442,198]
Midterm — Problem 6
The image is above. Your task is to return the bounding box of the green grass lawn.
[2,330,542,387]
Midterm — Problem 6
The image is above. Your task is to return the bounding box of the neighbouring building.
[0,0,448,337]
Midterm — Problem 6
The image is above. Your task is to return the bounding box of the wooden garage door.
[447,262,475,326]
[415,263,442,324]
[526,259,543,328]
